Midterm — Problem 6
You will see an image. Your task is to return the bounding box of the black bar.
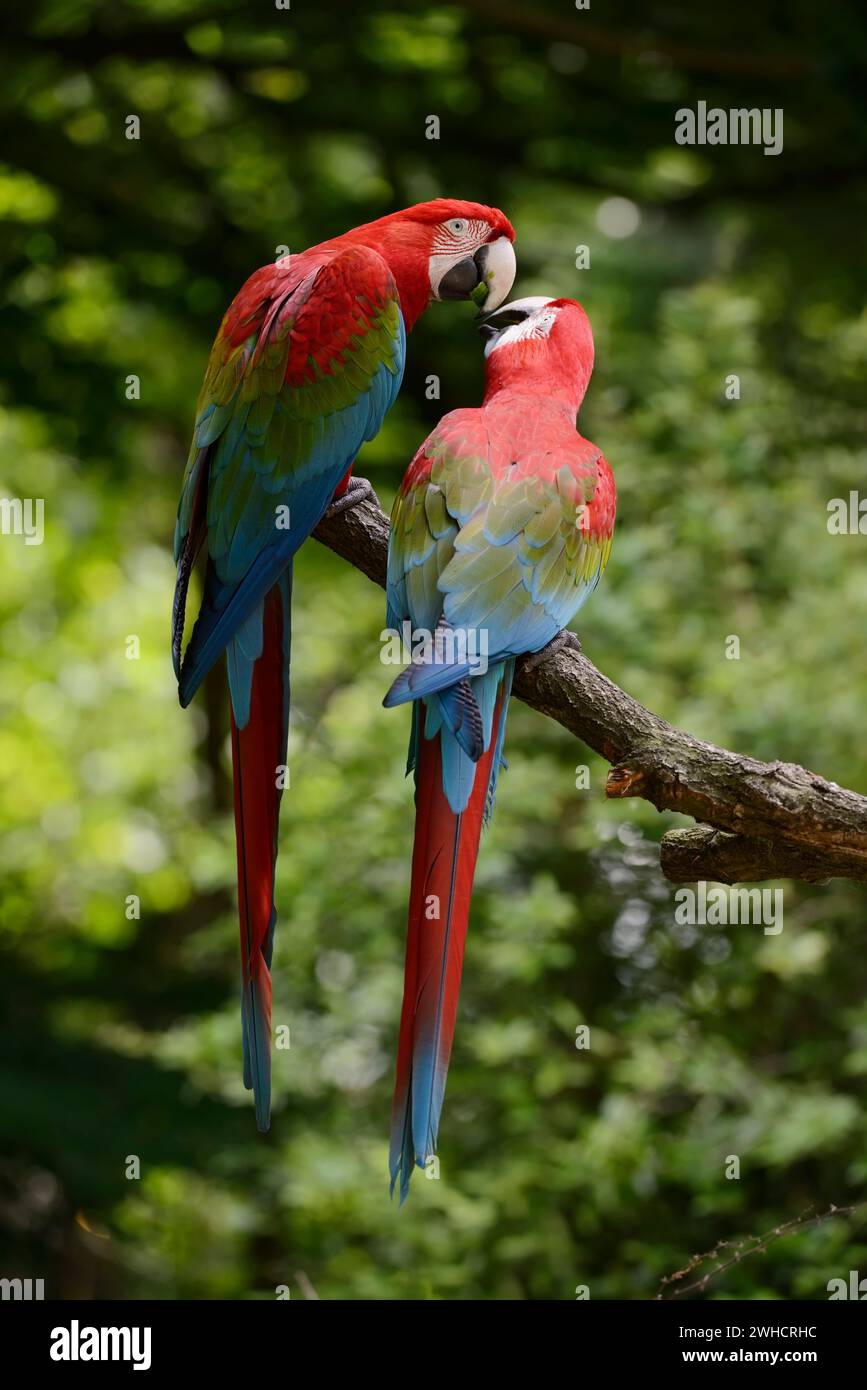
[3,1296,863,1374]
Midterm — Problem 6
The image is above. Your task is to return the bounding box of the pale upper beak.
[474,236,517,312]
[433,235,516,311]
[477,295,556,342]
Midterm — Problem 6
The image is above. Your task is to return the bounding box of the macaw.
[172,201,516,1131]
[384,296,616,1199]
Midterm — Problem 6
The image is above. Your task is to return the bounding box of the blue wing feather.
[180,333,405,712]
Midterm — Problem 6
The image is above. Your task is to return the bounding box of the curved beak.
[471,236,517,312]
[476,303,531,342]
[435,236,516,310]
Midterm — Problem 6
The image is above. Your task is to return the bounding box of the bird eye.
[446,218,468,236]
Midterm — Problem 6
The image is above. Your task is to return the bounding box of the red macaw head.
[479,296,595,409]
[341,199,516,329]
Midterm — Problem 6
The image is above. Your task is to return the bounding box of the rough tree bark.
[313,484,867,887]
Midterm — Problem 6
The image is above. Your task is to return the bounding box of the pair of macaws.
[172,199,616,1200]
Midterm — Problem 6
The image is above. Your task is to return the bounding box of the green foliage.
[1,0,866,1300]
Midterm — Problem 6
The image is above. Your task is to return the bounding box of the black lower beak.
[476,304,531,339]
[438,246,489,300]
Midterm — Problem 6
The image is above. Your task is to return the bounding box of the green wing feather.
[389,413,613,657]
[175,246,405,588]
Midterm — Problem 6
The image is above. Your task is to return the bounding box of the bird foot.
[522,629,581,671]
[324,474,378,517]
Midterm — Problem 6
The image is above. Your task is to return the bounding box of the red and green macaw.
[384,296,616,1199]
[172,201,516,1131]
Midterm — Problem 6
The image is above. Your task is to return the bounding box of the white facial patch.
[428,251,467,293]
[431,218,487,256]
[429,218,488,294]
[484,297,559,357]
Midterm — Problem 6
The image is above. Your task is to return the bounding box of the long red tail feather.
[389,694,504,1200]
[230,580,289,1131]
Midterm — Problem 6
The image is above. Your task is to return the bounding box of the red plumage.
[174,198,516,1132]
[390,692,505,1198]
[385,297,614,1194]
[230,582,288,1131]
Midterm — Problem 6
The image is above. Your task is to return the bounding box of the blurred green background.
[1,0,866,1300]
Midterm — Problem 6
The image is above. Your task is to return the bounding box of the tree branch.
[313,485,867,886]
[660,827,867,886]
[656,1201,865,1299]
